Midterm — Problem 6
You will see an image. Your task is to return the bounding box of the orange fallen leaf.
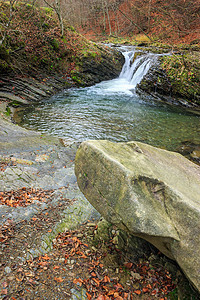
[53,266,60,270]
[92,277,100,286]
[151,290,157,295]
[107,290,115,296]
[96,295,105,300]
[103,275,110,283]
[38,261,48,266]
[143,287,149,293]
[124,262,133,269]
[114,282,123,290]
[86,292,92,300]
[54,277,63,283]
[42,254,51,260]
[73,278,83,286]
[114,292,119,297]
[134,290,141,295]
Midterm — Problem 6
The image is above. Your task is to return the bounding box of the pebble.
[87,223,96,227]
[59,258,65,262]
[5,267,11,274]
[70,260,75,264]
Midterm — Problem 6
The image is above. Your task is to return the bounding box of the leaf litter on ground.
[0,187,54,207]
[0,192,177,299]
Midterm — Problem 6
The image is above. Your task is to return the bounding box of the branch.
[118,8,153,42]
[43,0,55,10]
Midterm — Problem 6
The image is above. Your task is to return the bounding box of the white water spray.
[87,48,158,96]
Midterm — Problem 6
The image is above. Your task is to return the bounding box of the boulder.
[75,140,200,292]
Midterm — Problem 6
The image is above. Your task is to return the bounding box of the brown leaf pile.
[0,188,54,207]
[54,228,176,299]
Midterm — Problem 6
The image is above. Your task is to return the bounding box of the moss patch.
[161,53,200,104]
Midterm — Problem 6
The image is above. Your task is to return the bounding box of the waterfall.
[119,50,157,89]
[86,47,159,96]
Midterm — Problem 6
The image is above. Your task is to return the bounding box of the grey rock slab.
[0,92,29,104]
[75,140,200,292]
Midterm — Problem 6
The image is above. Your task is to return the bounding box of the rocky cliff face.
[137,51,200,111]
[70,45,124,86]
[0,45,124,106]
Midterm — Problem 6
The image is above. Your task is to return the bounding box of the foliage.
[59,0,200,45]
[0,1,104,79]
[161,53,200,103]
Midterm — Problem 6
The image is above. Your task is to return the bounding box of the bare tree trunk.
[148,0,152,33]
[118,8,153,42]
[0,0,18,46]
[102,0,106,31]
[44,0,64,37]
[105,0,112,35]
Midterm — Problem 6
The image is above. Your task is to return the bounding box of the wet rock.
[73,46,124,86]
[137,54,200,111]
[176,141,200,165]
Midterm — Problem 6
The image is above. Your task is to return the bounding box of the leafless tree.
[43,0,64,36]
[0,0,18,46]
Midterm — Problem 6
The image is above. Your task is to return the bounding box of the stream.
[17,46,200,152]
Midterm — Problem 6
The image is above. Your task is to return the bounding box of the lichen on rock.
[75,139,200,292]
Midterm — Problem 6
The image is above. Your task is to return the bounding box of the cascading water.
[88,49,158,95]
[17,46,200,151]
[119,50,157,87]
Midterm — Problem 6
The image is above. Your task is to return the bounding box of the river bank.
[0,3,200,298]
[1,108,200,299]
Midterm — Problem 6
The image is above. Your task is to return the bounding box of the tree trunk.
[44,0,64,37]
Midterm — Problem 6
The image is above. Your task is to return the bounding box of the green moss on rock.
[161,53,200,104]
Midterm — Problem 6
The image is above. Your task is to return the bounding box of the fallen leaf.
[2,282,8,288]
[73,278,83,286]
[114,292,119,297]
[41,254,51,260]
[54,277,63,283]
[96,295,105,300]
[142,287,149,293]
[86,292,92,300]
[1,289,7,295]
[103,275,110,283]
[124,262,133,269]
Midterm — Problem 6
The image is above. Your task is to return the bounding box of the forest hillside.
[37,0,200,45]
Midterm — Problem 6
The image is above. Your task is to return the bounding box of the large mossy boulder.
[75,140,200,292]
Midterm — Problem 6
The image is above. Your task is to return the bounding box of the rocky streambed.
[0,115,199,299]
[0,43,200,298]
